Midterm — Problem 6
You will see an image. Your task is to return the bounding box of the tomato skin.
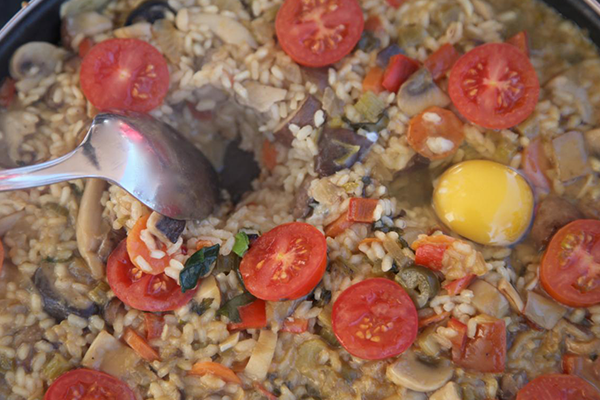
[107,240,197,312]
[281,317,309,333]
[507,31,530,56]
[0,78,16,108]
[227,299,267,331]
[144,313,164,341]
[332,278,418,360]
[381,54,420,93]
[239,222,327,301]
[516,374,600,400]
[540,219,600,307]
[127,214,171,275]
[448,43,540,130]
[407,107,464,160]
[44,369,136,400]
[275,0,364,67]
[424,44,461,80]
[449,317,506,373]
[80,38,170,112]
[444,274,475,296]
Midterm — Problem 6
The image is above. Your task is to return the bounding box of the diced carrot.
[444,274,476,296]
[507,31,530,56]
[262,139,278,171]
[123,328,160,362]
[364,16,383,32]
[418,311,451,328]
[144,313,165,341]
[195,240,213,251]
[358,237,382,247]
[362,67,385,94]
[325,213,354,238]
[281,318,309,333]
[386,0,407,8]
[78,37,94,59]
[227,299,267,331]
[189,361,242,385]
[253,382,279,400]
[381,54,420,93]
[0,78,16,109]
[424,44,461,80]
[347,197,379,223]
[186,101,213,120]
[126,214,170,275]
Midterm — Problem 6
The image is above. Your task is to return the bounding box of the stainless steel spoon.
[0,112,219,220]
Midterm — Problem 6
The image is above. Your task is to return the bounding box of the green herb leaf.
[217,292,255,323]
[213,252,241,275]
[180,244,220,293]
[190,298,214,316]
[232,232,250,257]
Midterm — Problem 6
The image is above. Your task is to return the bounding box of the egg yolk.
[433,160,534,246]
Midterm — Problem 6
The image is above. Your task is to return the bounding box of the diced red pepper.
[78,37,94,59]
[386,0,407,8]
[424,44,461,80]
[418,311,451,328]
[281,317,309,333]
[227,299,267,331]
[415,244,447,270]
[325,213,354,238]
[381,54,420,93]
[0,78,16,109]
[507,31,530,56]
[144,313,165,341]
[444,274,476,296]
[362,67,385,94]
[364,15,383,32]
[449,317,506,373]
[262,139,278,171]
[347,197,379,223]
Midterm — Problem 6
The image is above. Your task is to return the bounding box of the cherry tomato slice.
[448,43,540,130]
[44,369,136,400]
[107,239,197,312]
[127,214,171,275]
[516,374,600,400]
[80,38,169,112]
[407,106,464,160]
[540,219,600,307]
[239,222,327,301]
[449,317,506,373]
[275,0,364,67]
[332,278,418,360]
[507,31,530,56]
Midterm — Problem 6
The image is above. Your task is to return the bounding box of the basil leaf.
[180,244,220,293]
[232,232,250,257]
[217,292,255,323]
[190,298,214,316]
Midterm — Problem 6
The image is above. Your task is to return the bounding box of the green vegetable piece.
[354,91,386,123]
[180,244,220,293]
[343,114,389,132]
[87,281,111,305]
[319,328,341,348]
[328,116,344,128]
[213,252,241,275]
[43,353,71,380]
[332,140,361,167]
[217,292,255,323]
[190,298,214,316]
[232,232,250,257]
[396,265,440,308]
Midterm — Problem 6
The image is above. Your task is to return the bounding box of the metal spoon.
[0,112,219,221]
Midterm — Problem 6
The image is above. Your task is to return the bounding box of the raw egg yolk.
[433,160,534,246]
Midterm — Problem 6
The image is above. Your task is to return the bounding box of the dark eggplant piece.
[147,211,185,244]
[315,127,376,177]
[397,68,450,117]
[103,297,125,327]
[220,140,261,203]
[292,177,313,219]
[530,195,583,248]
[356,30,381,53]
[551,131,592,182]
[33,266,98,321]
[301,66,329,93]
[97,228,127,263]
[125,0,175,26]
[274,95,322,147]
[376,44,405,68]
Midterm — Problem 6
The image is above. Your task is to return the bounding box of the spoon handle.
[0,149,94,191]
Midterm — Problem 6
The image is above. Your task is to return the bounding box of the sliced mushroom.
[61,11,113,49]
[315,127,376,177]
[125,0,175,25]
[274,95,322,146]
[551,131,591,182]
[240,81,287,113]
[146,211,185,244]
[530,195,583,248]
[430,382,461,400]
[497,279,524,313]
[397,68,450,117]
[33,265,99,321]
[152,19,184,64]
[9,42,66,81]
[77,179,110,279]
[82,330,140,379]
[523,291,566,330]
[60,0,111,17]
[190,14,257,49]
[470,279,510,319]
[386,349,453,392]
[113,22,153,40]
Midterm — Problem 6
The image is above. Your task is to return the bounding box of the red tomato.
[275,0,364,67]
[80,38,170,112]
[516,374,600,400]
[412,235,455,270]
[444,274,475,296]
[107,240,197,312]
[449,317,506,373]
[522,136,551,192]
[381,54,419,93]
[78,37,94,58]
[448,43,540,129]
[44,369,136,400]
[424,44,461,80]
[239,222,327,301]
[540,219,600,307]
[144,313,164,341]
[0,78,16,108]
[127,214,171,275]
[507,31,530,56]
[281,317,309,333]
[407,106,464,160]
[332,278,418,360]
[227,299,267,331]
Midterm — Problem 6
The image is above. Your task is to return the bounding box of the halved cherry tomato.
[227,299,267,331]
[123,327,160,362]
[107,240,197,312]
[412,235,455,270]
[347,197,379,223]
[507,31,530,56]
[262,139,278,171]
[564,354,600,392]
[540,219,600,307]
[0,78,16,108]
[332,278,418,360]
[424,44,461,80]
[325,212,354,237]
[381,54,419,93]
[281,317,309,333]
[44,369,136,400]
[275,0,364,67]
[80,38,170,112]
[407,106,464,160]
[444,274,475,296]
[144,313,164,341]
[522,136,551,192]
[448,317,506,373]
[189,361,242,385]
[516,374,600,400]
[363,67,385,94]
[127,214,170,275]
[239,222,327,301]
[448,43,540,130]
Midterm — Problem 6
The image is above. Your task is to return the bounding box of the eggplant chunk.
[220,141,261,203]
[125,0,175,25]
[551,131,591,182]
[397,68,450,117]
[147,211,185,244]
[315,127,376,177]
[274,95,323,146]
[33,266,98,321]
[530,195,583,248]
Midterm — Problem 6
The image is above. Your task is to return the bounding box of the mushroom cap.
[386,349,454,392]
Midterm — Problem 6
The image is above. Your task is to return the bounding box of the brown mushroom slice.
[430,382,461,400]
[9,42,67,81]
[386,349,453,392]
[470,280,510,319]
[523,291,566,330]
[240,81,287,113]
[146,211,185,244]
[397,69,450,117]
[62,11,113,49]
[274,95,322,146]
[551,131,592,182]
[82,330,140,379]
[76,179,110,279]
[60,0,111,18]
